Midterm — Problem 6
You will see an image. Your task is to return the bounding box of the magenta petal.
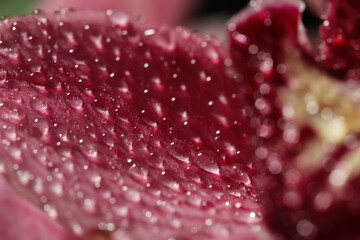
[228,0,310,155]
[228,1,360,239]
[0,176,86,240]
[0,10,275,240]
[37,0,200,25]
[320,0,360,79]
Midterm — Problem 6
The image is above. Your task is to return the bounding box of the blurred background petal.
[38,0,202,25]
[0,176,86,240]
[0,1,323,240]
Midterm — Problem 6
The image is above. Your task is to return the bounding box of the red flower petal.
[0,10,273,240]
[37,0,200,25]
[0,176,87,240]
[319,0,360,80]
[229,0,360,239]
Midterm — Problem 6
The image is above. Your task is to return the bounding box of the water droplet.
[205,218,213,226]
[3,126,17,142]
[33,177,44,194]
[31,98,48,115]
[205,46,220,65]
[64,161,74,174]
[1,104,25,124]
[6,52,20,66]
[83,198,97,213]
[114,205,128,217]
[80,142,98,162]
[124,189,141,203]
[187,193,202,207]
[50,181,63,197]
[44,204,58,219]
[33,118,50,140]
[329,169,347,187]
[0,162,5,173]
[9,146,22,162]
[63,31,77,48]
[152,30,176,53]
[65,97,83,111]
[306,101,319,115]
[193,150,220,175]
[0,69,8,86]
[234,202,242,208]
[207,223,230,238]
[18,170,32,185]
[71,221,83,235]
[107,11,129,28]
[163,179,180,191]
[89,173,102,188]
[297,219,315,238]
[168,141,191,164]
[53,124,68,142]
[170,218,182,229]
[129,165,148,183]
[95,106,110,120]
[313,191,333,211]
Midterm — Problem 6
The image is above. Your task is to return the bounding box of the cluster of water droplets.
[0,9,269,240]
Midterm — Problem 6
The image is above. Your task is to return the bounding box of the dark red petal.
[228,0,310,164]
[319,0,360,79]
[227,1,311,238]
[229,0,360,239]
[0,10,273,240]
